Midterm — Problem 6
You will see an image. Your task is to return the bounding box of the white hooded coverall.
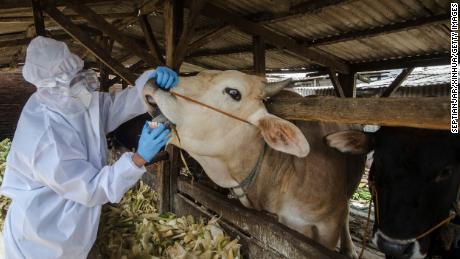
[1,36,152,258]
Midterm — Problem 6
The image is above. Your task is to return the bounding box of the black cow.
[325,127,460,259]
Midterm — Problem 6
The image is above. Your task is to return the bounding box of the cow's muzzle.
[373,230,426,259]
[377,235,414,258]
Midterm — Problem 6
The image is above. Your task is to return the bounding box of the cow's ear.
[250,111,310,157]
[325,130,372,155]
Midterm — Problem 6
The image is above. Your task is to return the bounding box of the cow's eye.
[224,87,241,101]
[435,166,453,182]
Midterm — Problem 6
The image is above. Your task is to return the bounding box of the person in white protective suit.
[0,36,178,259]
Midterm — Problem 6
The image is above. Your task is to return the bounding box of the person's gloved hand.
[136,122,170,163]
[148,66,178,90]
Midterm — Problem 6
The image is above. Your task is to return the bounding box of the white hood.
[22,36,84,88]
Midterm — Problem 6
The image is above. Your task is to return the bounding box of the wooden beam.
[31,0,46,36]
[43,5,137,85]
[307,14,450,47]
[267,91,450,130]
[162,0,184,214]
[65,1,162,66]
[195,1,350,73]
[351,53,449,72]
[174,0,205,68]
[328,70,345,97]
[253,35,266,76]
[138,14,165,64]
[380,67,414,97]
[187,25,232,54]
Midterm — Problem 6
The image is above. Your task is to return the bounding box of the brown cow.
[143,70,365,258]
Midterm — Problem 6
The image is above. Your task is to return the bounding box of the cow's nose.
[376,233,414,258]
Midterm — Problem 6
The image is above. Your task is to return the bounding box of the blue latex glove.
[137,122,170,162]
[148,66,178,90]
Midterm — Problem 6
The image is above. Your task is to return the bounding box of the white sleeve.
[100,70,155,134]
[32,122,146,207]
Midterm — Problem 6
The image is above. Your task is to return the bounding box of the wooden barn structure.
[0,0,452,258]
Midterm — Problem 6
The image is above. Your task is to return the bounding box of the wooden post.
[338,73,357,97]
[164,0,183,70]
[253,35,266,76]
[157,0,184,214]
[31,0,45,36]
[381,67,414,97]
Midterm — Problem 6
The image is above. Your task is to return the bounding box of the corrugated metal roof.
[0,0,451,73]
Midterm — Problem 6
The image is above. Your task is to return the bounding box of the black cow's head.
[326,127,460,259]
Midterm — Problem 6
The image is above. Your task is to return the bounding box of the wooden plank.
[174,193,286,259]
[195,1,350,74]
[381,67,414,97]
[174,0,205,68]
[43,5,137,85]
[177,179,346,259]
[138,14,165,64]
[187,25,232,54]
[351,53,449,72]
[65,1,162,66]
[328,70,345,97]
[31,0,45,36]
[267,91,450,130]
[308,14,450,47]
[253,35,266,76]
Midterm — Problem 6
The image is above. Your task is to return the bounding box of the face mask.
[69,70,100,109]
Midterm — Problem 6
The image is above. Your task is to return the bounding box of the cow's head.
[326,127,460,258]
[143,70,309,187]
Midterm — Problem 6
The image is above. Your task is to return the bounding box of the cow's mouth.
[144,94,173,128]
